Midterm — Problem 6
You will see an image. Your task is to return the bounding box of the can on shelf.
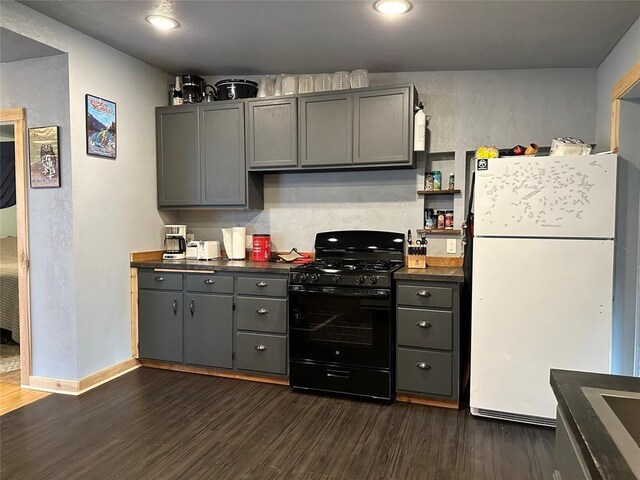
[437,210,446,229]
[445,210,454,229]
[252,234,271,262]
[433,170,442,191]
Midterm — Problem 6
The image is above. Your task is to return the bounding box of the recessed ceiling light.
[374,0,412,15]
[146,15,179,30]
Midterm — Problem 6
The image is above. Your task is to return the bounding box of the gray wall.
[0,54,78,380]
[614,98,640,375]
[594,16,640,376]
[183,69,597,254]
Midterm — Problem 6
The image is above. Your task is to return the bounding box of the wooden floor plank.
[0,367,556,480]
[0,369,50,415]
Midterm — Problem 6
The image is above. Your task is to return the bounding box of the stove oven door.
[289,287,392,369]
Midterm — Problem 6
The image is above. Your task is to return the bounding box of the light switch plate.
[446,239,457,254]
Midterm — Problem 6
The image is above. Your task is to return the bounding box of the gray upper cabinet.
[184,293,233,368]
[248,98,298,169]
[139,290,183,363]
[156,106,200,206]
[353,87,412,165]
[299,93,353,167]
[200,103,246,205]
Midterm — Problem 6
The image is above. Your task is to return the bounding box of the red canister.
[252,234,271,262]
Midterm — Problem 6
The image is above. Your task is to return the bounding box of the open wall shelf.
[417,189,461,196]
[417,229,461,235]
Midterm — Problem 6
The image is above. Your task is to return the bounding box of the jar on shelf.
[437,210,446,229]
[424,208,435,229]
[425,172,434,191]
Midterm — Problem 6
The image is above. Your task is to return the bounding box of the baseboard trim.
[397,393,459,410]
[139,360,289,386]
[28,358,140,396]
[78,358,140,393]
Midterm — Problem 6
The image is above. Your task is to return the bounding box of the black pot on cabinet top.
[214,79,258,101]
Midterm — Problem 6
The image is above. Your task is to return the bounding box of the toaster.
[186,241,199,260]
[196,240,221,260]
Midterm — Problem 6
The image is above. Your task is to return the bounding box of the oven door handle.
[289,287,389,299]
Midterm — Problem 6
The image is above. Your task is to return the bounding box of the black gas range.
[288,230,405,401]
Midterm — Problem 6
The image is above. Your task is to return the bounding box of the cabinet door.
[200,103,246,205]
[139,290,183,362]
[248,98,298,169]
[156,106,200,206]
[299,93,352,166]
[353,87,411,165]
[184,293,233,368]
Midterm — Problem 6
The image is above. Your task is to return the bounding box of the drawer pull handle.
[154,276,165,282]
[172,299,178,315]
[190,300,195,316]
[416,362,432,370]
[204,279,215,285]
[257,308,269,315]
[256,281,268,287]
[255,344,267,351]
[416,321,432,328]
[326,369,349,379]
[416,290,431,297]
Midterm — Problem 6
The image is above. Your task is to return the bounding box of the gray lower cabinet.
[184,293,233,368]
[247,98,298,169]
[353,87,412,165]
[139,290,183,363]
[396,279,462,402]
[156,106,200,206]
[555,407,592,480]
[138,270,288,377]
[200,103,246,205]
[299,93,353,167]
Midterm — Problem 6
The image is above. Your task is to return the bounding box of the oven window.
[290,291,391,368]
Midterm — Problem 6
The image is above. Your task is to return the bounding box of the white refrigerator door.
[474,154,617,238]
[470,237,614,422]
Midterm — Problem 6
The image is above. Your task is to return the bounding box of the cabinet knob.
[416,321,432,328]
[204,279,215,285]
[255,344,267,351]
[256,281,268,288]
[172,299,177,314]
[416,362,432,370]
[154,276,165,282]
[416,290,431,297]
[257,308,269,315]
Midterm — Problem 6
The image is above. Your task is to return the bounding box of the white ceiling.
[17,1,640,76]
[0,27,63,63]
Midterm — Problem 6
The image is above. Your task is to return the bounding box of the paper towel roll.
[222,228,234,259]
[231,227,246,260]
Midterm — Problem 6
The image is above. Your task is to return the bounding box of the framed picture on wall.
[28,125,61,188]
[85,94,116,159]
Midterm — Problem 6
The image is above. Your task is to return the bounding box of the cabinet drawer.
[237,297,287,334]
[236,332,287,375]
[397,348,452,397]
[397,308,452,350]
[397,284,452,309]
[236,276,287,297]
[139,271,183,291]
[185,274,234,294]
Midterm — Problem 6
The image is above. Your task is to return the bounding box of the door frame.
[610,62,640,377]
[0,107,31,386]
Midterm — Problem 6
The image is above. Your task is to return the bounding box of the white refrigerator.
[470,154,617,426]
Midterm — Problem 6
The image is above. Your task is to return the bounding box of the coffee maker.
[181,74,215,104]
[164,225,187,260]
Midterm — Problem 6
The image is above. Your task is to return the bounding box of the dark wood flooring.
[0,368,555,479]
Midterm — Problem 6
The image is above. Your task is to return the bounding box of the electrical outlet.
[446,239,457,254]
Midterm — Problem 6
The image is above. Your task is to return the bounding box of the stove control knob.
[299,273,309,283]
[332,275,342,284]
[368,276,378,285]
[291,273,300,283]
[311,273,320,283]
[356,275,366,285]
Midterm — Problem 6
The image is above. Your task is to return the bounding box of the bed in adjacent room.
[0,236,19,343]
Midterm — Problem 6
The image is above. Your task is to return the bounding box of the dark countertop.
[393,266,464,282]
[550,369,640,480]
[131,258,293,274]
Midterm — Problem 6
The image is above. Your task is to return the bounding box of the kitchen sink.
[582,387,640,478]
